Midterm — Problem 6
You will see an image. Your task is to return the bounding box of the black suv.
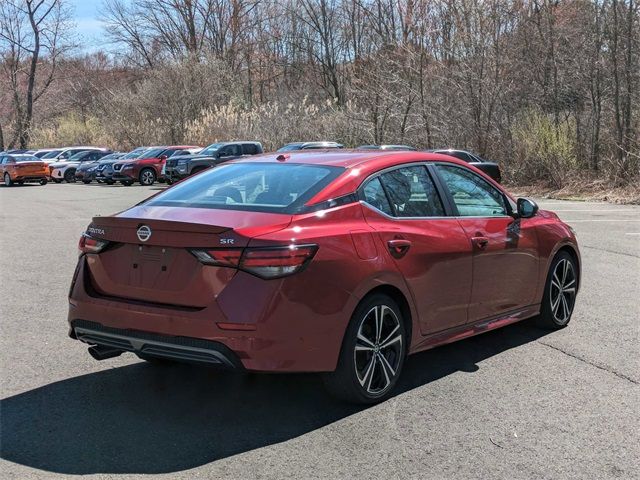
[165,141,263,184]
[430,149,502,183]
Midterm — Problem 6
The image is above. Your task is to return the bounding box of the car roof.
[231,150,499,204]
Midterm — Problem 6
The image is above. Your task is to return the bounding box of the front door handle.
[471,236,489,250]
[387,239,412,258]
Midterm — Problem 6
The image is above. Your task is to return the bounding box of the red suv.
[111,146,199,186]
[69,151,580,403]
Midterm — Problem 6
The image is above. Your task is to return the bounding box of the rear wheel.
[537,251,578,329]
[121,180,133,186]
[4,173,13,186]
[105,179,114,185]
[64,169,76,183]
[139,168,156,186]
[322,294,407,404]
[52,178,62,184]
[39,178,48,185]
[82,179,91,184]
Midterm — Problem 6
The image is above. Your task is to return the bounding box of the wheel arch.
[555,244,581,291]
[353,283,415,352]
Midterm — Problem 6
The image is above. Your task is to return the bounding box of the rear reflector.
[190,244,318,279]
[78,234,110,255]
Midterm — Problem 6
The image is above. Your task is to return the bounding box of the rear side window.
[241,144,260,155]
[437,164,507,217]
[147,163,344,213]
[362,177,394,216]
[379,166,445,217]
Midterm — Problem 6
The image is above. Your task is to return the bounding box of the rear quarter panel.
[245,202,418,370]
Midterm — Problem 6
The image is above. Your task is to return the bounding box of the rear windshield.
[11,155,40,162]
[146,162,344,213]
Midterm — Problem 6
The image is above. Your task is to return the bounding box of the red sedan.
[111,145,199,186]
[68,151,580,403]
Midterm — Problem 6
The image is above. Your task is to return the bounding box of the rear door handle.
[471,236,489,250]
[387,239,412,258]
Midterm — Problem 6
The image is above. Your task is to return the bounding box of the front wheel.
[537,251,578,329]
[4,173,13,186]
[82,180,91,184]
[323,294,407,404]
[121,180,133,186]
[64,169,76,183]
[139,168,156,186]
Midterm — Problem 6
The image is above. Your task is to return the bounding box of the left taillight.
[190,244,318,279]
[78,234,109,255]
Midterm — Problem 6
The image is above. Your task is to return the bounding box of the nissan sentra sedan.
[68,150,580,403]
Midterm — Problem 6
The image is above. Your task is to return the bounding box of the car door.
[434,163,539,322]
[360,164,473,335]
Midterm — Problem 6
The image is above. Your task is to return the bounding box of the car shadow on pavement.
[0,320,550,475]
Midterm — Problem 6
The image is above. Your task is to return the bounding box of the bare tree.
[0,0,73,147]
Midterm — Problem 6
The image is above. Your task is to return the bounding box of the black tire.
[52,178,62,184]
[537,251,578,329]
[4,173,13,187]
[105,179,114,185]
[166,178,174,185]
[64,169,76,183]
[39,178,48,185]
[82,180,91,184]
[139,168,156,186]
[121,180,133,186]
[322,293,407,404]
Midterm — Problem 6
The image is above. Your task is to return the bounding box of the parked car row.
[1,142,503,187]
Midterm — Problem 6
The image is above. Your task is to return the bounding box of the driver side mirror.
[517,198,538,218]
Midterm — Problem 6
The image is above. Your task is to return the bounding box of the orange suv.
[1,153,48,186]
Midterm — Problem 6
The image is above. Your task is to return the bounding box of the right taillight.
[190,244,318,279]
[78,234,109,255]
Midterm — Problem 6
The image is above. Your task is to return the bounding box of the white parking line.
[625,233,640,236]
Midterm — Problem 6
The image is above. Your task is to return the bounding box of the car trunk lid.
[83,206,291,307]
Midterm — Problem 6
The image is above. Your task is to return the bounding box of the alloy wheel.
[4,173,11,186]
[353,305,403,395]
[140,170,155,185]
[549,258,576,324]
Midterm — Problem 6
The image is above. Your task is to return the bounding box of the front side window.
[219,145,240,157]
[379,166,445,217]
[437,164,507,217]
[146,162,343,213]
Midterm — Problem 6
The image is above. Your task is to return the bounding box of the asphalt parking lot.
[1,183,638,479]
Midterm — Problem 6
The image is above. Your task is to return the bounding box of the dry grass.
[508,177,640,205]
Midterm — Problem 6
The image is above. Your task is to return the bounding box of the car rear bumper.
[68,257,351,372]
[70,319,245,369]
[13,174,47,182]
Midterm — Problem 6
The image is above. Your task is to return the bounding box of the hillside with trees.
[1,0,638,190]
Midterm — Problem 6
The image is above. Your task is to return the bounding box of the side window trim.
[358,162,456,219]
[431,162,512,218]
